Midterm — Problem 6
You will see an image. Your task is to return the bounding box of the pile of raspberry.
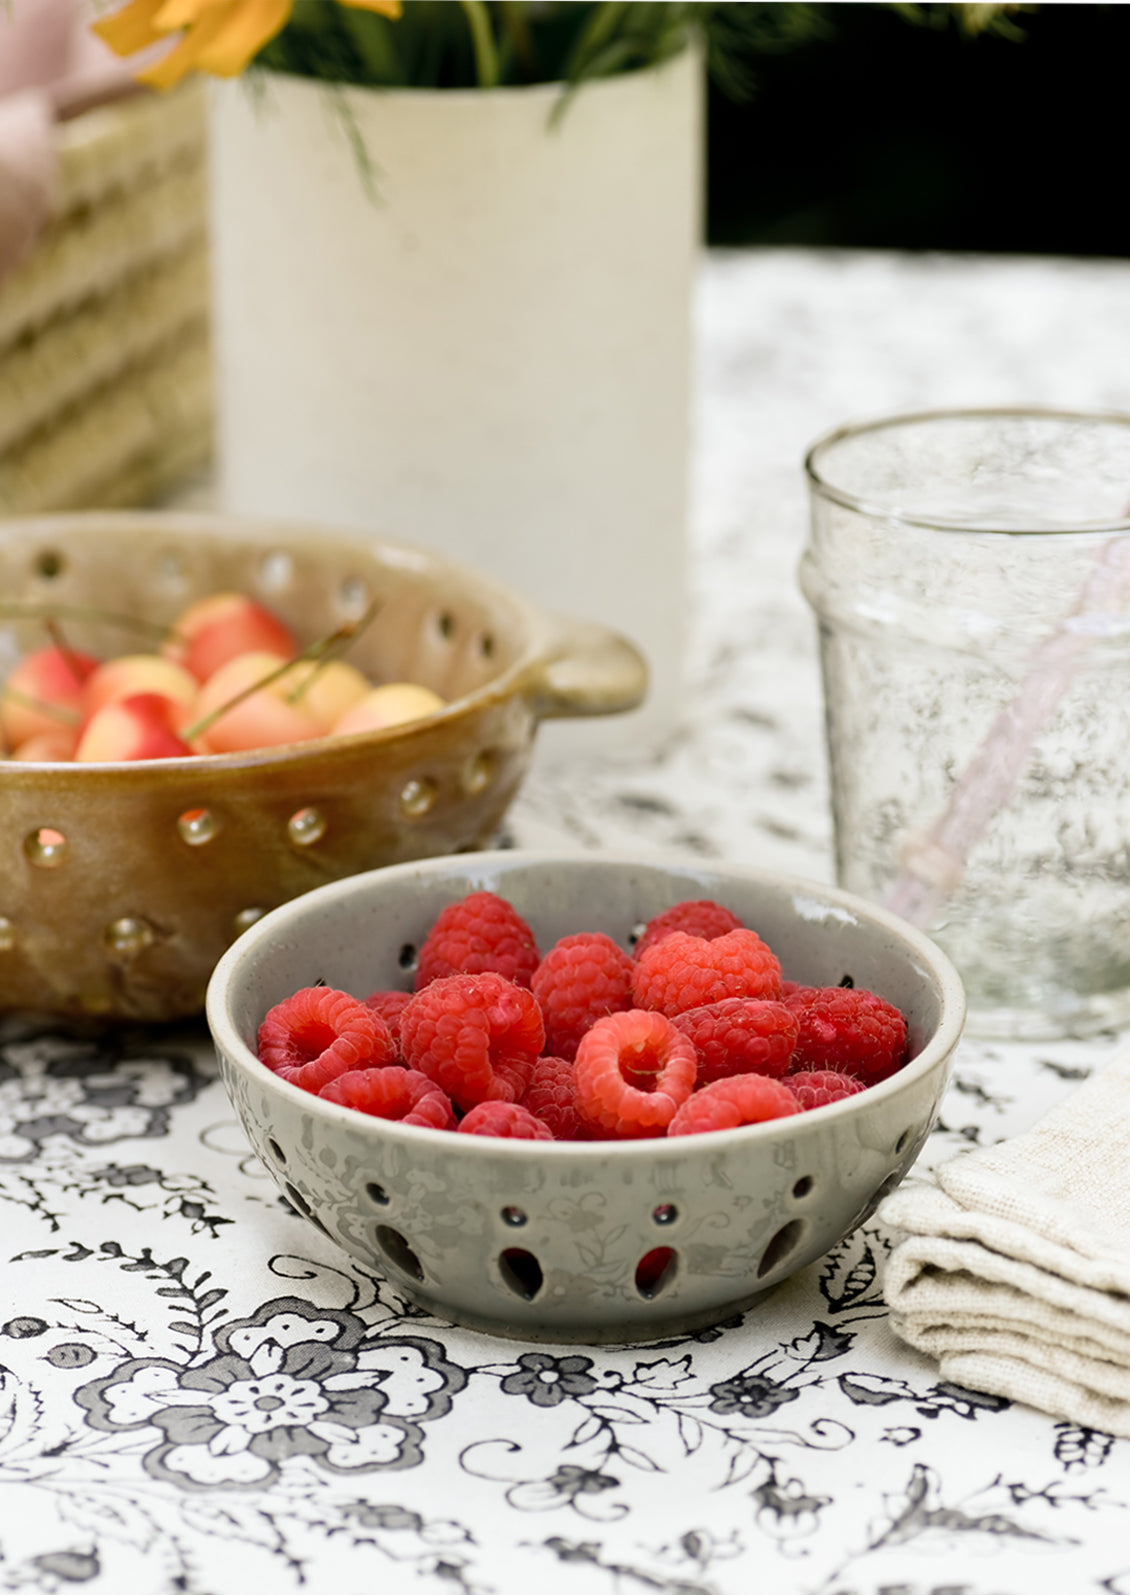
[256,891,910,1141]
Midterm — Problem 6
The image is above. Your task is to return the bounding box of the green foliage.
[253,1,1024,92]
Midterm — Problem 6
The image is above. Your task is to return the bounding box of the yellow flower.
[93,0,403,89]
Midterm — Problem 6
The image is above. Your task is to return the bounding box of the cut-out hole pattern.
[791,1176,814,1200]
[339,576,369,619]
[757,1220,805,1280]
[635,1247,677,1299]
[501,1206,527,1227]
[33,549,64,580]
[436,610,455,641]
[366,1182,390,1206]
[24,828,67,868]
[152,549,188,590]
[258,549,294,592]
[479,632,495,660]
[400,777,437,818]
[288,806,326,846]
[499,1248,543,1300]
[283,1183,311,1217]
[397,943,417,972]
[376,1225,425,1281]
[652,1204,678,1226]
[267,1139,287,1166]
[463,751,495,795]
[894,1128,913,1156]
[103,917,154,957]
[177,808,218,846]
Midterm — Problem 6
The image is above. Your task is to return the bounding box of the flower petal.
[342,0,402,15]
[193,0,293,77]
[135,7,232,88]
[208,1423,253,1456]
[91,0,169,55]
[248,1341,285,1378]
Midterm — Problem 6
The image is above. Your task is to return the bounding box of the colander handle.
[523,617,649,721]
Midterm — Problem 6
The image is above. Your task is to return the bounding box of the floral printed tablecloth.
[6,248,1130,1595]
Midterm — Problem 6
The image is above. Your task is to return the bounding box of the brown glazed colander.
[0,512,647,1021]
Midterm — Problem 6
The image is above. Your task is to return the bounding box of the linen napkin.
[879,1044,1130,1437]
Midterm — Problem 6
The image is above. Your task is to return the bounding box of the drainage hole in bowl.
[33,548,65,580]
[336,576,368,620]
[501,1206,527,1227]
[177,807,219,846]
[894,1127,914,1156]
[400,777,438,818]
[267,1139,287,1166]
[365,1182,390,1206]
[652,1204,678,1226]
[258,549,294,593]
[397,943,417,973]
[478,631,495,660]
[376,1225,425,1282]
[24,828,67,868]
[756,1220,805,1280]
[499,1248,543,1300]
[152,548,188,592]
[635,1247,677,1299]
[283,1183,312,1217]
[462,750,495,795]
[435,610,456,643]
[288,806,326,846]
[791,1176,815,1200]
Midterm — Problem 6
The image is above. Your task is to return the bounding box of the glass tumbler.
[801,408,1130,1040]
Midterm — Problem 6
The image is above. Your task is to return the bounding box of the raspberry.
[671,999,798,1085]
[634,899,744,960]
[319,1066,456,1129]
[363,989,413,1052]
[531,933,634,1060]
[458,1101,555,1140]
[520,1054,587,1141]
[573,1010,696,1139]
[400,972,545,1111]
[783,1069,866,1111]
[632,929,783,1017]
[789,987,909,1084]
[258,987,395,1092]
[668,1074,800,1136]
[415,891,540,990]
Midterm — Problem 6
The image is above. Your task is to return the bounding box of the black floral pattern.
[0,1015,1127,1594]
[500,1352,599,1407]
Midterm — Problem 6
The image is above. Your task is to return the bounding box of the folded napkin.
[880,1045,1130,1437]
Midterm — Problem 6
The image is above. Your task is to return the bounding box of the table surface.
[6,247,1130,1595]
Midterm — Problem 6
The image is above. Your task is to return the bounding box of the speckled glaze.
[206,851,966,1343]
[0,514,645,1020]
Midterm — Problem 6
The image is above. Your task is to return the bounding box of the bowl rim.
[205,849,967,1161]
[0,511,607,774]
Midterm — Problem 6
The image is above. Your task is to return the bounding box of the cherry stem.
[180,597,382,744]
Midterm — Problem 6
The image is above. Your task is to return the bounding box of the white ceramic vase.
[206,48,702,757]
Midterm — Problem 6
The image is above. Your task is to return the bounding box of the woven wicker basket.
[0,83,211,515]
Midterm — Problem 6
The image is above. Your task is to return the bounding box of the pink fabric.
[0,0,143,281]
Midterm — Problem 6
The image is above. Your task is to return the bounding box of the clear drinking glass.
[801,408,1130,1040]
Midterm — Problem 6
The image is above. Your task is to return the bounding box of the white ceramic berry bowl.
[205,850,966,1344]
